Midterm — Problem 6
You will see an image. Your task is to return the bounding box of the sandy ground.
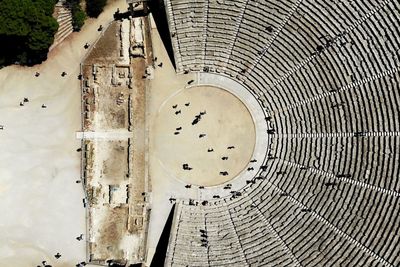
[153,85,255,186]
[0,1,128,266]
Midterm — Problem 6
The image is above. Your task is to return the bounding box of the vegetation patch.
[0,0,58,66]
[67,0,87,31]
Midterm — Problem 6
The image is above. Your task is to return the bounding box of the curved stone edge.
[178,72,270,200]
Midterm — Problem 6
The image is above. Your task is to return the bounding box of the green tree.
[72,7,87,31]
[66,0,87,31]
[0,0,58,66]
[86,0,107,18]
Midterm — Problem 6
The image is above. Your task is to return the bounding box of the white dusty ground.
[0,1,127,266]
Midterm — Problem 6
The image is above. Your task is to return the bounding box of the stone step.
[57,16,72,25]
[50,0,73,51]
[57,12,72,20]
[55,24,73,39]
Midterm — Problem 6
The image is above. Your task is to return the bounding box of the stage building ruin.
[79,8,153,265]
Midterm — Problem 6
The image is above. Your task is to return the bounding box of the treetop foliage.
[0,0,58,66]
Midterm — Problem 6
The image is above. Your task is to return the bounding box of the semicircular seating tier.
[162,0,400,266]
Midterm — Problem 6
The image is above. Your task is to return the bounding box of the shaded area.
[86,0,107,18]
[114,9,148,20]
[147,0,175,68]
[107,260,127,266]
[114,11,133,20]
[150,204,176,267]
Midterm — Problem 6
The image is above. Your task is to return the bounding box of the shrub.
[71,3,87,31]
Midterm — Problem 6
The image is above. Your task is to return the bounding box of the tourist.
[76,234,83,241]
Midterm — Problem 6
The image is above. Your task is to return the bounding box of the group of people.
[200,229,208,247]
[172,103,192,134]
[170,98,242,187]
[36,252,67,267]
[35,71,67,77]
[28,69,71,108]
[18,96,47,108]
